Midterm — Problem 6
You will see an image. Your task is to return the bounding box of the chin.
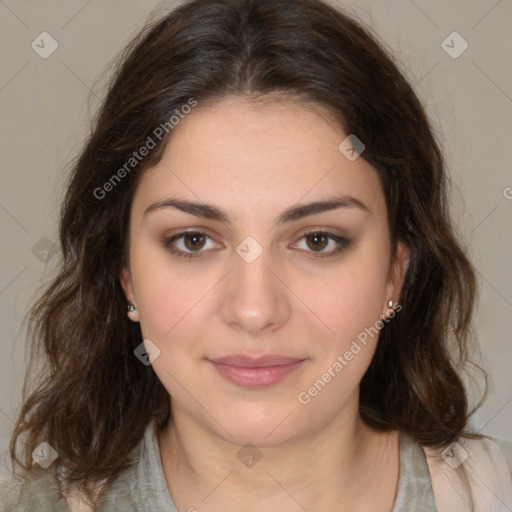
[208,401,306,448]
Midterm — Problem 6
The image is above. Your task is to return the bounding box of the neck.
[158,398,400,512]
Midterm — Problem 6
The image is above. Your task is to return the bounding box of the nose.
[220,243,291,336]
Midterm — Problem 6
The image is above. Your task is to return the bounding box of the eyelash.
[163,230,351,259]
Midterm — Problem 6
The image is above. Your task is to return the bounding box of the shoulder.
[422,436,512,512]
[0,469,68,511]
[493,436,512,479]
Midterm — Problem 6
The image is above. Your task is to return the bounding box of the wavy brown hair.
[9,0,485,507]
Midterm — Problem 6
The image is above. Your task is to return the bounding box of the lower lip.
[209,360,306,388]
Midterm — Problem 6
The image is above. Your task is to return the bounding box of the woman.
[1,0,511,510]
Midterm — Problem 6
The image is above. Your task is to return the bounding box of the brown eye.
[164,231,221,259]
[305,233,329,252]
[183,232,207,251]
[293,230,351,259]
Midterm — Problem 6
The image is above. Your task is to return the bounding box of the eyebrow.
[143,195,371,225]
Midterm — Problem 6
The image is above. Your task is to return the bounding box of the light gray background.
[1,0,511,478]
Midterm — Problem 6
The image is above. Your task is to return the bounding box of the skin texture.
[121,96,410,511]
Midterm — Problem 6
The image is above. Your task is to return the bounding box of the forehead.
[132,96,386,221]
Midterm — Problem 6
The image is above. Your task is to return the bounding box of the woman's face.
[121,96,409,446]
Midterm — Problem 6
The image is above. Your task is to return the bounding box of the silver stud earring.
[387,300,394,308]
[127,303,135,312]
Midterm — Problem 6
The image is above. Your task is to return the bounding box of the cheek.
[135,272,207,342]
[132,264,205,394]
[128,240,199,340]
[293,254,389,350]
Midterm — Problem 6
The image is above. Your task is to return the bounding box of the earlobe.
[384,241,411,313]
[120,267,140,322]
[127,302,140,322]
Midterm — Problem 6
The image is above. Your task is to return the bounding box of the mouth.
[207,354,307,388]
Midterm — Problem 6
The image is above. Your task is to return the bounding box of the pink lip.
[208,354,306,388]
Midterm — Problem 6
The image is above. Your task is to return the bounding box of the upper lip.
[209,354,306,367]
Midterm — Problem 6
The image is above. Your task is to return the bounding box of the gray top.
[0,421,437,511]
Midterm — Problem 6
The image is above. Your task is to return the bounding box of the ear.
[383,241,410,315]
[120,266,140,323]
